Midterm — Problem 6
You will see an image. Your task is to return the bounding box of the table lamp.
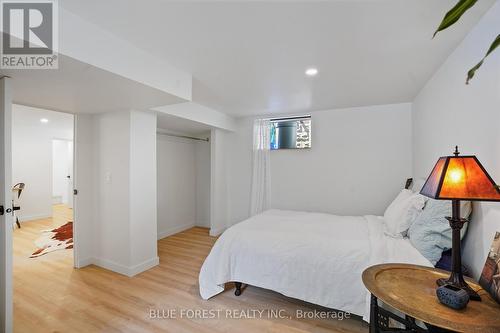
[420,146,500,301]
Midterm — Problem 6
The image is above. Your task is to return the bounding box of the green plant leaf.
[466,34,500,84]
[434,0,478,38]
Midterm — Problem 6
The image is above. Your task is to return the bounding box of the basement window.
[270,116,311,150]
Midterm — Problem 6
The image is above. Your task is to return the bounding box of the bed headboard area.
[406,178,500,280]
[404,178,413,190]
[403,177,486,277]
[406,179,500,280]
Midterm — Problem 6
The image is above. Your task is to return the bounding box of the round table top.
[362,263,500,333]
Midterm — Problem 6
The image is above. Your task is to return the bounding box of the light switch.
[105,171,112,184]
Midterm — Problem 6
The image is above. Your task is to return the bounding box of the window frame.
[269,115,311,150]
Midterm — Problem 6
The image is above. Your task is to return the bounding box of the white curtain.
[250,119,271,216]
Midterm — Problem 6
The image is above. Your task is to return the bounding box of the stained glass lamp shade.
[420,146,500,301]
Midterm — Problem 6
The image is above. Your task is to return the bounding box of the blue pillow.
[408,199,470,265]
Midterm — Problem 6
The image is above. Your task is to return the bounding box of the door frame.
[2,95,86,331]
[72,117,80,268]
[0,76,13,333]
[50,134,78,267]
[72,114,92,268]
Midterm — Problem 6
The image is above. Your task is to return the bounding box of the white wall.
[196,137,211,228]
[210,128,230,235]
[157,135,197,238]
[153,102,236,131]
[12,105,73,221]
[156,132,211,238]
[129,111,158,273]
[226,103,413,226]
[83,110,158,276]
[412,1,500,279]
[93,111,131,270]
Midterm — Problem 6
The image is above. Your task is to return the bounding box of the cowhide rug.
[30,222,73,258]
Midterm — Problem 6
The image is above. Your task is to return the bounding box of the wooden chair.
[12,183,24,228]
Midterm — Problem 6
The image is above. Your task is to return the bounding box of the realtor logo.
[1,0,58,68]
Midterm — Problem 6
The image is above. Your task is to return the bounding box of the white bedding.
[199,209,432,320]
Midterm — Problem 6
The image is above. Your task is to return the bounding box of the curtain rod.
[156,131,209,142]
[268,115,311,122]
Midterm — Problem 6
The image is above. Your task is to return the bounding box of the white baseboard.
[129,256,159,277]
[91,256,159,277]
[158,223,195,240]
[18,213,52,222]
[74,257,93,268]
[92,257,131,276]
[195,221,210,228]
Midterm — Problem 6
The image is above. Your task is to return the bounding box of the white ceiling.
[60,0,495,117]
[156,112,212,136]
[0,54,185,114]
[12,104,74,140]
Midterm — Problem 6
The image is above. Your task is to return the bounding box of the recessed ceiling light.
[305,68,318,76]
[40,118,49,123]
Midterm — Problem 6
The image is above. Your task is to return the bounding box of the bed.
[199,209,433,320]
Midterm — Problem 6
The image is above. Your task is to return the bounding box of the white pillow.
[384,189,426,237]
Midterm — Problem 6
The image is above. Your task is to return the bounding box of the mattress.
[199,209,432,320]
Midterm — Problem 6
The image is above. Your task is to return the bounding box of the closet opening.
[156,114,211,241]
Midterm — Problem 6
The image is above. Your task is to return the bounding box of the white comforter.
[199,209,432,319]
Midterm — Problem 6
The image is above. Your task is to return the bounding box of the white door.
[0,77,13,332]
[72,115,93,268]
[52,139,74,207]
[67,142,74,209]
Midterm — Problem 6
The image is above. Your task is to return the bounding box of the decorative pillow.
[384,189,426,238]
[408,199,472,265]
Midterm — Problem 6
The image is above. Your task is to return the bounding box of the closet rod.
[157,131,209,142]
[267,115,311,122]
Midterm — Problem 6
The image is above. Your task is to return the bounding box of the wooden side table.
[362,263,500,333]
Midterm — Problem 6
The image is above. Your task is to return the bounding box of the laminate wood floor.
[13,205,368,333]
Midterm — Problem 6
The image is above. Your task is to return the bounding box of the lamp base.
[438,202,482,302]
[436,276,481,301]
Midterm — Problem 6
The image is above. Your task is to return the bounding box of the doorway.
[52,139,74,209]
[11,105,74,263]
